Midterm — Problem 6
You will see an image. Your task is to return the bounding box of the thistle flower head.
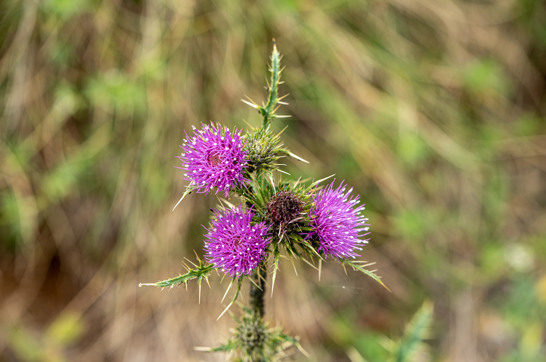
[267,191,304,227]
[204,206,271,277]
[308,180,369,259]
[178,123,248,195]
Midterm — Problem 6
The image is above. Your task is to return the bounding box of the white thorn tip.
[172,194,186,211]
[241,99,259,109]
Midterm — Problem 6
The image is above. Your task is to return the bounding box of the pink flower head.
[308,180,369,259]
[204,206,271,277]
[178,123,248,195]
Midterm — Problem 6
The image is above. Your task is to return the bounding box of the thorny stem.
[260,42,281,129]
[249,260,267,318]
[246,260,267,360]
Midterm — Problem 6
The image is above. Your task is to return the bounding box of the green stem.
[261,43,281,129]
[249,261,267,318]
[245,261,267,361]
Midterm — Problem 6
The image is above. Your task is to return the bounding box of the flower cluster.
[177,122,370,276]
[173,42,373,281]
[177,123,248,195]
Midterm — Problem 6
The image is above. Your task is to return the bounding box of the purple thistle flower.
[177,123,248,195]
[308,180,369,259]
[204,206,271,277]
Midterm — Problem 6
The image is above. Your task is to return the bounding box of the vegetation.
[1,0,545,361]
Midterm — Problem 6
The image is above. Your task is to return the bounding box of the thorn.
[139,283,155,287]
[241,98,259,109]
[194,346,212,352]
[315,174,336,185]
[287,151,309,164]
[268,174,276,191]
[217,301,233,320]
[187,256,198,268]
[276,125,289,135]
[290,257,298,277]
[271,266,278,298]
[172,194,185,211]
[221,279,233,303]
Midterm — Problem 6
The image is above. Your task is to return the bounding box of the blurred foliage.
[7,312,84,362]
[1,0,545,361]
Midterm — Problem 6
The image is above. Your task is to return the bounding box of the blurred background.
[1,0,545,361]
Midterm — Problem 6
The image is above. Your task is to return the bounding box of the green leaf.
[8,326,43,361]
[394,301,433,362]
[342,259,390,291]
[45,312,85,346]
[139,258,214,288]
[462,59,511,96]
[43,0,93,20]
[0,189,36,248]
[85,71,146,115]
[205,340,240,352]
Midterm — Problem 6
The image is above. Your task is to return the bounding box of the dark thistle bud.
[244,128,285,173]
[267,191,304,227]
[238,312,267,354]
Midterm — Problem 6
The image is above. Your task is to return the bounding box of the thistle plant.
[140,43,387,360]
